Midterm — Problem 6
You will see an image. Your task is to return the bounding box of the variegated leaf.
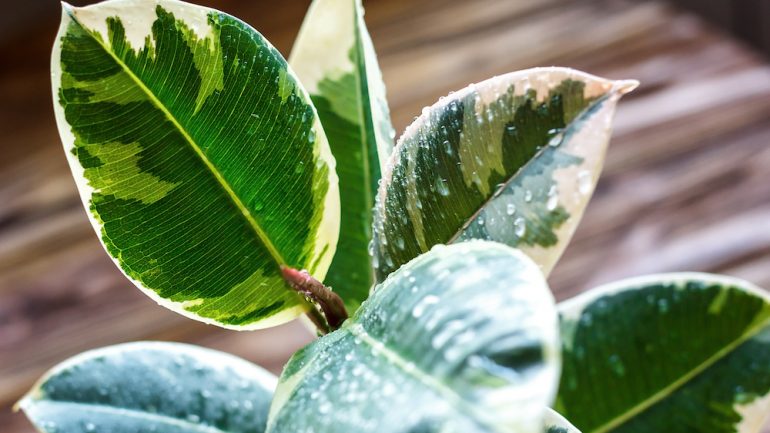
[556,274,770,433]
[18,342,275,433]
[52,0,339,329]
[545,409,582,433]
[267,241,560,433]
[372,67,636,282]
[290,0,395,313]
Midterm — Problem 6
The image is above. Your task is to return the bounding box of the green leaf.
[18,342,276,433]
[555,273,770,433]
[372,67,637,282]
[267,241,560,433]
[290,0,395,313]
[52,0,340,329]
[545,409,581,433]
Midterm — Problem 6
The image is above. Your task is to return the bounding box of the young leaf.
[52,0,340,329]
[555,274,770,433]
[267,241,560,433]
[372,67,637,282]
[545,409,582,433]
[290,0,395,312]
[17,342,276,433]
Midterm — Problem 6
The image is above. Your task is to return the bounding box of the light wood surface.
[2,0,769,431]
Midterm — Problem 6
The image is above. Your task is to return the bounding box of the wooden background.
[2,0,769,431]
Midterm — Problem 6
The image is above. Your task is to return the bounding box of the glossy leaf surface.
[268,241,560,433]
[290,0,395,312]
[52,0,339,329]
[372,67,636,281]
[19,342,276,433]
[556,274,770,433]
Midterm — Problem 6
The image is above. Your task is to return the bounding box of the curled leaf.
[372,67,636,282]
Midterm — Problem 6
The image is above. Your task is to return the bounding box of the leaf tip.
[613,79,640,95]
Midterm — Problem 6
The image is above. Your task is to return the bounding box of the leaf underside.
[556,274,770,433]
[290,0,395,313]
[53,0,339,329]
[19,342,276,433]
[372,67,636,283]
[268,241,560,433]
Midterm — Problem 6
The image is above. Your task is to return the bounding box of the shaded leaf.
[290,0,395,313]
[18,342,276,433]
[52,0,339,329]
[267,241,560,433]
[372,67,636,282]
[556,273,770,433]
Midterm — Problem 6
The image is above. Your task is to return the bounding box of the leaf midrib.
[29,399,233,433]
[70,10,287,269]
[589,314,770,433]
[346,323,509,433]
[445,94,608,245]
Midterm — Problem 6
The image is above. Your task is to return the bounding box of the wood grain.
[1,0,769,431]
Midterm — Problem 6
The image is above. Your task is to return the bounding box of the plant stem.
[281,266,349,334]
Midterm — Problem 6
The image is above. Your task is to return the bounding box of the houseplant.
[17,0,770,431]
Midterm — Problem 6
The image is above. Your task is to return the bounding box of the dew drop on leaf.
[506,203,516,216]
[514,218,526,237]
[546,185,559,211]
[412,295,439,318]
[578,170,592,195]
[435,177,449,197]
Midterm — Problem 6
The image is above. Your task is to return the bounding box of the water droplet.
[85,423,96,432]
[395,236,405,250]
[471,171,483,187]
[578,170,592,195]
[435,177,449,196]
[524,190,532,202]
[443,140,453,156]
[294,161,304,174]
[546,185,558,211]
[477,216,485,226]
[412,295,439,318]
[657,298,670,313]
[506,203,516,216]
[514,217,526,237]
[186,414,200,423]
[250,113,260,119]
[319,402,332,414]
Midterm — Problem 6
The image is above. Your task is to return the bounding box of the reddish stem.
[281,267,348,333]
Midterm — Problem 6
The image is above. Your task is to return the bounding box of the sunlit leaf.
[290,0,395,313]
[18,342,276,433]
[556,273,770,433]
[52,0,340,329]
[268,241,560,433]
[372,67,636,282]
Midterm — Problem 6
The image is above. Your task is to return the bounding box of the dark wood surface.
[2,0,770,431]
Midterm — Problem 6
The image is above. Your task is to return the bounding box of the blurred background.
[2,0,770,431]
